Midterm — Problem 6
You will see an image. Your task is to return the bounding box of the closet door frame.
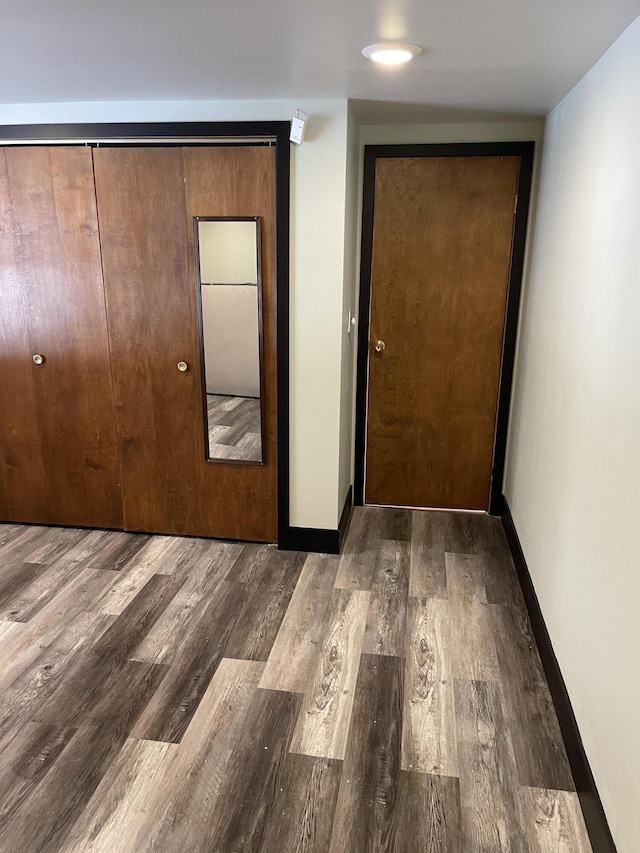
[0,122,293,547]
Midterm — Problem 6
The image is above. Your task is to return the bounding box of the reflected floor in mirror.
[206,394,262,462]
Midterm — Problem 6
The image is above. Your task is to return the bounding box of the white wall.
[0,97,350,529]
[505,16,640,852]
[337,103,361,513]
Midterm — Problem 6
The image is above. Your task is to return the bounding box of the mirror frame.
[193,215,266,466]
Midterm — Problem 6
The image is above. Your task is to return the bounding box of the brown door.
[0,146,122,528]
[94,146,277,542]
[365,155,520,510]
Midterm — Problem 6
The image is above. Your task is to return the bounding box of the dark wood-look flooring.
[0,509,591,852]
[206,394,262,462]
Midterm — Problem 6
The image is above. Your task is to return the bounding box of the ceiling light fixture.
[362,43,423,66]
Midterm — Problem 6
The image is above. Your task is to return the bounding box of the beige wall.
[0,97,350,530]
[505,16,640,851]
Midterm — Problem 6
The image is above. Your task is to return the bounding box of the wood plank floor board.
[0,611,114,741]
[454,678,532,852]
[0,578,115,697]
[490,603,575,792]
[518,786,592,853]
[442,512,478,555]
[0,530,113,623]
[258,754,343,853]
[131,543,243,664]
[328,653,404,852]
[134,659,265,853]
[291,588,370,760]
[17,527,88,567]
[224,543,283,585]
[132,580,247,743]
[59,737,178,853]
[378,507,413,542]
[409,510,447,598]
[195,687,303,853]
[402,596,458,776]
[334,507,383,591]
[82,531,153,573]
[33,574,183,728]
[0,510,588,852]
[0,560,49,614]
[446,553,500,683]
[0,722,78,824]
[362,538,410,657]
[259,553,341,693]
[395,771,463,852]
[224,549,307,661]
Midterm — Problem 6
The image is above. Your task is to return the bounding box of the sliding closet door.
[0,147,122,527]
[94,146,277,541]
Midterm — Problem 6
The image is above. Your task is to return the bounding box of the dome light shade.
[362,43,423,65]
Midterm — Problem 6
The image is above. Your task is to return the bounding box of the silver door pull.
[32,354,44,365]
[177,361,189,372]
[374,340,385,353]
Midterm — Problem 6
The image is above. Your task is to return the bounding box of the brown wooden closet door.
[0,146,122,527]
[365,155,520,511]
[94,146,277,541]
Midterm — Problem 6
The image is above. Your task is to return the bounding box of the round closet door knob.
[177,361,189,372]
[32,354,44,365]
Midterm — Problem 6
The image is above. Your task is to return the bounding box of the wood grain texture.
[93,145,277,542]
[260,553,340,693]
[334,506,383,590]
[446,553,499,682]
[395,771,463,852]
[454,678,531,852]
[402,596,458,775]
[0,146,122,528]
[409,510,447,598]
[519,787,592,853]
[197,687,303,852]
[365,155,520,510]
[329,653,404,852]
[362,538,409,656]
[258,754,342,853]
[130,658,265,853]
[60,737,177,853]
[290,588,370,760]
[490,603,575,792]
[0,510,588,852]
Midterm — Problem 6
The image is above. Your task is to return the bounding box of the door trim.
[354,141,535,514]
[0,121,292,544]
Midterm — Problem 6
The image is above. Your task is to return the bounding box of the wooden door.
[94,146,277,541]
[365,155,520,510]
[0,146,122,528]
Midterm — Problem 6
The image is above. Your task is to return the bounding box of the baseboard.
[279,486,354,555]
[501,496,617,853]
[338,485,354,545]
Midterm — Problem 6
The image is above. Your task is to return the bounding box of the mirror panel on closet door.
[195,217,265,464]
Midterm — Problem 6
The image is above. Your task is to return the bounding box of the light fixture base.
[362,43,423,66]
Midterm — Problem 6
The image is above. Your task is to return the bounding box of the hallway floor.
[0,508,591,852]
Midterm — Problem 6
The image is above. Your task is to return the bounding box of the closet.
[0,143,277,543]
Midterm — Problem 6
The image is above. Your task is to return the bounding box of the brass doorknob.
[32,354,44,365]
[177,361,189,372]
[374,340,385,353]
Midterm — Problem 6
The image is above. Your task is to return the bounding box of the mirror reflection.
[196,217,264,463]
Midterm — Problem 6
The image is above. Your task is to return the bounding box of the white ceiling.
[1,0,639,115]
